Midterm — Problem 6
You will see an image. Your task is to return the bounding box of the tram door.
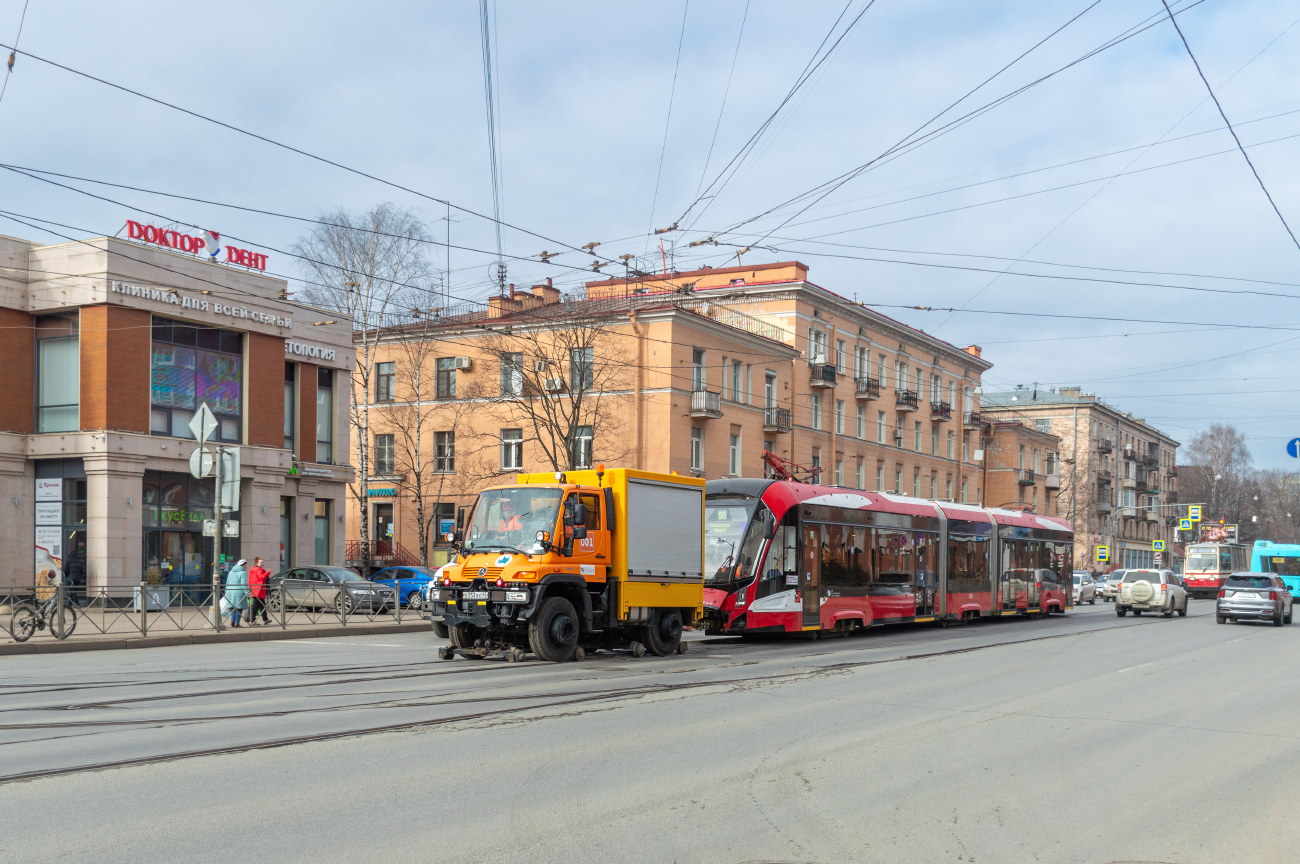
[801,522,820,628]
[999,539,1019,611]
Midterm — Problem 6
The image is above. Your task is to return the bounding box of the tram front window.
[705,500,767,586]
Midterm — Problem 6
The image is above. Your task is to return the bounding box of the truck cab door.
[571,492,608,579]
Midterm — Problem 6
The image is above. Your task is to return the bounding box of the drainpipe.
[628,310,644,469]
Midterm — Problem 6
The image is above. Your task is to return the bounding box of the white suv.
[1116,569,1188,618]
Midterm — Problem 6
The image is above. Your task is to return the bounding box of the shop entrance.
[143,471,240,589]
[374,503,394,553]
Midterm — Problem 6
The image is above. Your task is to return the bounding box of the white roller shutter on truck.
[625,477,703,583]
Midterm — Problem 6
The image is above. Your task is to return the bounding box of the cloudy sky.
[1,0,1297,465]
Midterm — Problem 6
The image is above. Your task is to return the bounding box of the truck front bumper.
[430,586,539,630]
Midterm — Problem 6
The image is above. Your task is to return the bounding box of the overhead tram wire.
[679,0,877,233]
[0,39,628,271]
[1159,0,1300,253]
[0,0,31,106]
[707,0,1207,247]
[694,0,750,200]
[479,0,507,290]
[645,0,691,250]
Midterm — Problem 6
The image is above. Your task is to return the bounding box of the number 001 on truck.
[429,467,705,661]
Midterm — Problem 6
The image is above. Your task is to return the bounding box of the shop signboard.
[35,526,62,585]
[35,501,62,525]
[35,478,62,501]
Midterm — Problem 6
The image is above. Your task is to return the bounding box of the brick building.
[981,387,1179,571]
[980,419,1061,516]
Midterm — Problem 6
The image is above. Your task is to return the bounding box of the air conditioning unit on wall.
[453,356,472,370]
[533,360,548,372]
[543,378,566,392]
[973,449,985,462]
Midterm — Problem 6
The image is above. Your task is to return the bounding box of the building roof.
[981,388,1179,446]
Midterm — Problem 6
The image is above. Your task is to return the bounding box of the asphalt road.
[1,600,1297,864]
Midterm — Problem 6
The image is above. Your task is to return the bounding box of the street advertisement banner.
[1199,523,1238,542]
[35,478,63,585]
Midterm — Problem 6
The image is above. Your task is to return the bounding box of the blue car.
[369,566,440,610]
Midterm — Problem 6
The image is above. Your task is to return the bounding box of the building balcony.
[1097,500,1112,514]
[1144,509,1160,522]
[1147,483,1160,494]
[895,390,919,411]
[1123,445,1136,461]
[809,363,836,388]
[1018,469,1036,486]
[1142,454,1159,468]
[1045,473,1060,490]
[689,389,722,418]
[763,406,792,433]
[1097,439,1113,454]
[930,401,952,421]
[963,411,981,428]
[1121,506,1137,518]
[1166,491,1178,503]
[854,376,880,400]
[1097,469,1113,481]
[1121,477,1136,489]
[1167,465,1179,477]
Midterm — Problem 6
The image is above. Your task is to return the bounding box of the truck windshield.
[704,499,767,585]
[465,487,563,554]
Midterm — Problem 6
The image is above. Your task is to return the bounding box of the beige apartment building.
[349,261,995,569]
[981,387,1180,571]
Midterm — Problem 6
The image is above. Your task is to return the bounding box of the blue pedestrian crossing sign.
[1096,545,1109,563]
[1180,518,1192,531]
[1153,540,1164,552]
[1289,438,1300,459]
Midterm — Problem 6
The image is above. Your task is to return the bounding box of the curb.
[0,622,434,657]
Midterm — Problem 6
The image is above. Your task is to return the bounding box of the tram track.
[0,610,1178,786]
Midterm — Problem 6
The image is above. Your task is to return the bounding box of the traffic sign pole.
[209,443,224,632]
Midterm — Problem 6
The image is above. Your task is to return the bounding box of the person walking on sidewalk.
[247,557,271,625]
[225,559,249,628]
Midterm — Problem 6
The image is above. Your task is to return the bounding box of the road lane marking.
[1117,662,1151,673]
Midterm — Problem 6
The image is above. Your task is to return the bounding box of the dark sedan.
[267,566,396,614]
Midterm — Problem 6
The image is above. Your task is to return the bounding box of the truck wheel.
[643,609,683,657]
[528,596,579,662]
[431,619,449,638]
[449,622,483,658]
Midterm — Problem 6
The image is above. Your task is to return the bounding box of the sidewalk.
[0,617,435,656]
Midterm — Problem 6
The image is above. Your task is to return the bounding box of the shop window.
[314,499,331,565]
[142,470,238,585]
[284,363,295,453]
[280,497,293,571]
[150,316,242,443]
[36,314,79,433]
[316,368,333,464]
[34,459,87,587]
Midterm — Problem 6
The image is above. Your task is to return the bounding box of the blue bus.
[1252,541,1300,598]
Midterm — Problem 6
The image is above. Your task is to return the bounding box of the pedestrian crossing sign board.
[1180,518,1192,531]
[1096,545,1109,563]
[1189,505,1202,520]
[1153,540,1164,552]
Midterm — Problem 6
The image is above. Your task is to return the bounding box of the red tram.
[701,478,1074,635]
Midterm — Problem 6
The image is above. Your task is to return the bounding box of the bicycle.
[9,593,79,642]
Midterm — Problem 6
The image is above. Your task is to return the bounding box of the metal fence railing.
[2,579,414,645]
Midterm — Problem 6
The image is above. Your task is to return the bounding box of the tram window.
[820,524,870,594]
[948,535,989,593]
[915,534,938,588]
[755,511,799,599]
[875,530,914,585]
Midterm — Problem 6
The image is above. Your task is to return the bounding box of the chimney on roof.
[531,281,561,305]
[1060,386,1082,397]
[488,292,522,318]
[963,345,982,358]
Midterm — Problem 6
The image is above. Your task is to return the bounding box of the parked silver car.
[1098,570,1125,602]
[268,566,396,614]
[1216,572,1294,626]
[1072,572,1098,605]
[1116,569,1187,618]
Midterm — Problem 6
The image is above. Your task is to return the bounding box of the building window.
[808,329,828,364]
[1019,444,1025,469]
[876,466,883,491]
[856,460,865,489]
[374,433,395,475]
[731,360,743,401]
[572,425,593,468]
[962,433,970,463]
[150,317,242,443]
[316,368,334,464]
[721,356,729,400]
[35,459,88,586]
[914,421,922,452]
[500,428,523,470]
[947,380,955,407]
[375,361,395,402]
[930,474,937,500]
[913,471,920,498]
[835,400,845,434]
[834,459,844,486]
[964,386,973,414]
[835,339,846,373]
[765,372,776,408]
[436,357,457,399]
[729,433,740,476]
[894,469,902,494]
[692,348,706,392]
[878,355,888,388]
[434,431,456,472]
[877,410,886,443]
[1046,452,1056,474]
[280,497,292,570]
[931,425,938,455]
[1036,418,1050,433]
[945,476,953,500]
[314,499,331,565]
[811,395,822,430]
[571,347,595,391]
[961,479,968,503]
[36,314,80,433]
[500,352,523,396]
[896,416,904,447]
[691,427,703,471]
[811,448,821,471]
[856,346,868,379]
[946,430,954,459]
[142,468,237,583]
[284,363,295,452]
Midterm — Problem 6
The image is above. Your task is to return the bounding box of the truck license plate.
[464,591,489,600]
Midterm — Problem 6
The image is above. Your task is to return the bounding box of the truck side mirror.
[572,525,588,540]
[573,500,588,527]
[456,507,465,529]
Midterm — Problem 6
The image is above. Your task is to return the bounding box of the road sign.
[1180,518,1192,531]
[1289,438,1300,459]
[189,402,218,446]
[222,521,239,537]
[1154,551,1163,565]
[1189,505,1202,521]
[220,447,241,512]
[1153,540,1165,552]
[202,520,217,537]
[189,447,215,479]
[1096,545,1109,563]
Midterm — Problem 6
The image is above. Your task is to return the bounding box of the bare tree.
[1256,468,1300,543]
[1180,423,1254,526]
[293,204,432,572]
[473,304,633,471]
